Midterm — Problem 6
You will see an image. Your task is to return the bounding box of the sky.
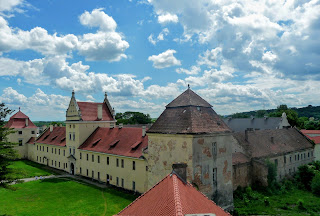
[0,0,319,121]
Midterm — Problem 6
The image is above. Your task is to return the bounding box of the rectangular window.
[59,149,60,155]
[213,168,217,183]
[37,145,38,150]
[51,160,53,166]
[69,148,71,155]
[64,163,65,169]
[31,131,35,134]
[18,131,22,135]
[80,167,82,174]
[275,159,278,167]
[55,161,56,167]
[284,156,286,164]
[290,156,292,162]
[47,147,48,152]
[116,177,119,186]
[37,156,38,161]
[66,163,67,168]
[73,124,75,128]
[52,148,53,153]
[42,146,44,151]
[59,162,60,167]
[295,155,296,161]
[98,155,100,163]
[69,133,72,140]
[146,166,148,171]
[298,154,300,160]
[132,181,136,191]
[92,171,94,178]
[80,153,82,160]
[308,152,310,157]
[98,172,100,180]
[92,155,94,162]
[116,158,119,167]
[87,154,89,161]
[133,161,135,170]
[87,169,88,176]
[121,159,124,168]
[73,133,75,141]
[212,142,217,156]
[73,148,75,155]
[64,150,65,156]
[107,157,109,165]
[19,140,23,146]
[304,153,306,159]
[121,178,124,187]
[55,148,57,154]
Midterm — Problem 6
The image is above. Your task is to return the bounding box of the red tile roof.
[4,111,37,129]
[300,130,320,135]
[79,127,148,158]
[36,127,66,147]
[116,173,230,216]
[304,135,320,144]
[26,137,36,144]
[77,102,114,121]
[233,152,250,165]
[148,88,231,134]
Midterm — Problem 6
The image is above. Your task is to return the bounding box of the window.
[37,145,38,150]
[284,156,286,164]
[212,142,217,156]
[289,168,291,174]
[116,177,119,186]
[31,131,35,134]
[42,146,44,151]
[98,172,100,180]
[107,157,109,165]
[59,149,60,155]
[98,155,100,163]
[298,154,300,160]
[40,157,41,162]
[64,163,65,169]
[121,178,124,187]
[73,124,75,128]
[116,158,119,167]
[80,167,82,174]
[52,148,53,153]
[132,181,136,191]
[47,147,48,152]
[146,166,148,171]
[87,154,89,161]
[80,153,82,160]
[52,160,53,166]
[59,162,60,167]
[92,155,94,162]
[308,152,310,157]
[66,163,67,168]
[69,148,71,155]
[64,150,65,156]
[18,131,22,135]
[54,148,56,154]
[295,155,296,161]
[275,159,278,167]
[73,148,75,155]
[87,169,88,176]
[73,133,75,141]
[121,159,124,168]
[304,153,306,159]
[69,133,72,140]
[37,156,38,161]
[18,140,23,146]
[290,156,292,162]
[69,124,71,128]
[213,168,217,183]
[133,161,135,170]
[92,171,94,178]
[55,161,57,167]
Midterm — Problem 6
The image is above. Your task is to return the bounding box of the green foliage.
[231,112,250,118]
[115,111,152,125]
[311,172,320,196]
[0,103,18,187]
[296,164,317,190]
[297,199,306,210]
[268,104,299,126]
[256,110,267,117]
[266,160,277,187]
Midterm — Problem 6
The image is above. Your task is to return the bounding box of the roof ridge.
[173,175,183,216]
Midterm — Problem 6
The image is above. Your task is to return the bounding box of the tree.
[115,111,152,125]
[0,103,18,187]
[268,104,299,126]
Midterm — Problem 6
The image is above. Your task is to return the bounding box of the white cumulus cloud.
[148,49,181,69]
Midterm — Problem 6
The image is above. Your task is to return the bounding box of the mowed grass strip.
[6,160,57,179]
[234,188,320,216]
[0,178,136,216]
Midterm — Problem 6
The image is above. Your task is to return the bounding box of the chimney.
[25,119,28,127]
[119,123,123,129]
[142,126,146,137]
[245,130,248,141]
[271,136,274,143]
[50,125,53,132]
[172,163,187,182]
[97,104,102,120]
[110,122,114,128]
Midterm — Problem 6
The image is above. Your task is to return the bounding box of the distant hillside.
[227,105,320,119]
[32,121,65,127]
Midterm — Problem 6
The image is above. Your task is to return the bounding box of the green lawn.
[0,178,137,216]
[234,188,320,215]
[6,160,57,180]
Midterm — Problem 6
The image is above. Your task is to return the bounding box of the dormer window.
[18,131,22,135]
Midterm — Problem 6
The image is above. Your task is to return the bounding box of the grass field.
[6,160,57,180]
[234,188,320,215]
[0,178,137,216]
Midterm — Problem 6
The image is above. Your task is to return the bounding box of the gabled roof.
[223,117,289,132]
[116,173,230,216]
[36,127,66,147]
[301,130,320,135]
[4,110,37,129]
[77,102,114,121]
[232,152,250,165]
[26,137,36,144]
[304,134,320,144]
[79,127,148,158]
[233,128,313,159]
[148,88,231,134]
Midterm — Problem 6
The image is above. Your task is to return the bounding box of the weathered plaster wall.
[252,160,268,186]
[233,163,251,190]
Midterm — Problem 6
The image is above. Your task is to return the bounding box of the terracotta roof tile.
[26,137,36,144]
[36,127,66,147]
[304,134,320,144]
[116,173,230,216]
[79,127,147,158]
[148,89,231,134]
[77,102,114,121]
[233,152,250,165]
[4,111,37,129]
[233,128,313,158]
[301,130,320,135]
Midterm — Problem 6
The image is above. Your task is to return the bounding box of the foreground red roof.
[77,102,114,121]
[4,110,37,129]
[116,173,230,216]
[36,127,66,147]
[79,127,148,158]
[304,134,320,144]
[300,130,320,135]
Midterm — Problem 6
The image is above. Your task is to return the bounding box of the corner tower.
[145,88,235,209]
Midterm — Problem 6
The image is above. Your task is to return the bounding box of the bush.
[296,164,315,190]
[297,199,305,210]
[264,197,270,206]
[311,172,320,196]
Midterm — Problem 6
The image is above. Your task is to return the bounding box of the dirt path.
[101,191,107,216]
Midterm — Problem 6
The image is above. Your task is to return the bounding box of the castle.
[4,88,315,210]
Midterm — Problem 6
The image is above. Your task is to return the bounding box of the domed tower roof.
[148,88,231,134]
